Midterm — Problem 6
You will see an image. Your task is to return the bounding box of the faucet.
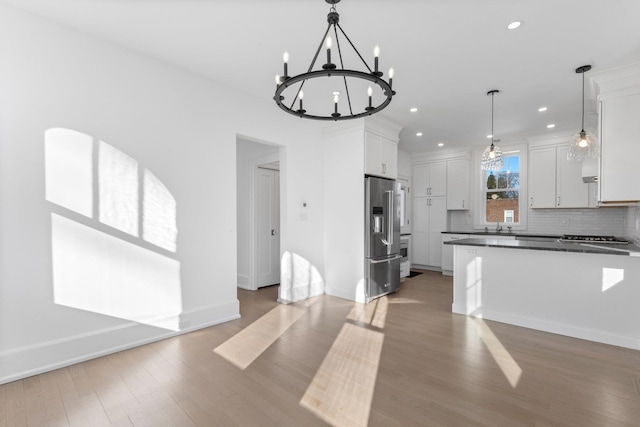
[488,214,503,232]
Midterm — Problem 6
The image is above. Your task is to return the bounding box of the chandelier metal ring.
[274,69,394,121]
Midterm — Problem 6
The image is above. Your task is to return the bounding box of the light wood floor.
[2,271,640,426]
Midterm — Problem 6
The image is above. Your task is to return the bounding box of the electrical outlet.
[179,319,191,329]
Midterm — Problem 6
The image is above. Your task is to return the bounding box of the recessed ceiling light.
[410,107,418,113]
[507,21,521,30]
[487,134,493,139]
[437,143,444,147]
[547,124,556,128]
[538,107,548,112]
[416,132,423,137]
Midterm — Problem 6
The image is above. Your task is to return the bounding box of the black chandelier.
[273,0,395,121]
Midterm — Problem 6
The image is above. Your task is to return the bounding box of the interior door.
[257,168,280,287]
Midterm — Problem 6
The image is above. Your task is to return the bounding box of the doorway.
[236,137,281,291]
[256,163,280,287]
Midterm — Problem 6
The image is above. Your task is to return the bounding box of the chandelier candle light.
[273,0,395,121]
[567,65,598,161]
[481,90,504,170]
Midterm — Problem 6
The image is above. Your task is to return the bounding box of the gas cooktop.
[559,235,629,244]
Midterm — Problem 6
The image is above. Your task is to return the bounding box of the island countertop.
[444,237,640,257]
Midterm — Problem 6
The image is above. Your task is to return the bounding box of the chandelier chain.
[333,25,354,115]
[336,23,373,73]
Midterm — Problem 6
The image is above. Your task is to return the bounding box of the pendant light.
[481,90,504,170]
[567,65,598,161]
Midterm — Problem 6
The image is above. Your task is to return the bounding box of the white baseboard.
[324,286,358,302]
[278,281,324,304]
[236,274,250,290]
[451,304,640,351]
[0,300,239,385]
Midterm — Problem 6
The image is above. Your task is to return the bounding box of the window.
[485,155,520,223]
[475,143,527,230]
[504,210,515,223]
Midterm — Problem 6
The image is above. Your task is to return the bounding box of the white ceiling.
[4,0,640,154]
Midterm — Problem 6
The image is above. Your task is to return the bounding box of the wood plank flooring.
[2,271,640,426]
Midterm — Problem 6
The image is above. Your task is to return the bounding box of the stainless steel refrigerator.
[365,176,401,302]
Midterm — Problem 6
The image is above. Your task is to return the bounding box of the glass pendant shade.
[567,130,598,161]
[568,65,598,161]
[481,142,504,170]
[481,90,503,170]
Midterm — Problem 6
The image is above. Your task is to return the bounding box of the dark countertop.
[442,231,561,239]
[444,237,640,257]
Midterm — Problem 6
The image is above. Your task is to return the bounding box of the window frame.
[473,142,528,231]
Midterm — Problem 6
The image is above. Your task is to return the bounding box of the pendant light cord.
[581,70,585,131]
[491,91,495,144]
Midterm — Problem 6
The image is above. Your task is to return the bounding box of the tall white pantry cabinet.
[411,156,470,270]
[411,162,447,268]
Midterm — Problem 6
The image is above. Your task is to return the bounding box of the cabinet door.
[529,147,557,208]
[446,159,469,210]
[600,94,640,202]
[441,234,470,274]
[411,197,429,265]
[412,164,429,197]
[365,132,397,179]
[556,146,589,208]
[364,132,382,176]
[429,162,447,196]
[427,197,447,267]
[380,138,397,178]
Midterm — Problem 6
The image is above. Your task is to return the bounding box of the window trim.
[473,142,528,231]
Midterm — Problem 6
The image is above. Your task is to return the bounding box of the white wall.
[0,3,325,383]
[323,127,366,302]
[398,149,411,178]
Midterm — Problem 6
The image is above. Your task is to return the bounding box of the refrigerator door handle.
[370,255,403,264]
[382,190,394,246]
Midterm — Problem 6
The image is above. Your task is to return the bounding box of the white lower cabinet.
[441,234,469,276]
[412,196,447,268]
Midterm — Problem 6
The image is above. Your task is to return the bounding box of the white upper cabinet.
[529,144,591,208]
[529,147,557,208]
[599,92,640,203]
[412,161,446,197]
[446,158,469,210]
[592,63,640,204]
[365,131,397,179]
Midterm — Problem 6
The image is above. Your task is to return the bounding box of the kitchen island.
[445,237,640,350]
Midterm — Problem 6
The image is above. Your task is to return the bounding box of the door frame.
[247,153,280,291]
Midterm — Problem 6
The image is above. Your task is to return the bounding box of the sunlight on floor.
[300,322,384,427]
[213,297,317,370]
[472,318,522,388]
[347,296,388,329]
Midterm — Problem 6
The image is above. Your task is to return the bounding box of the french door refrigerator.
[365,176,401,302]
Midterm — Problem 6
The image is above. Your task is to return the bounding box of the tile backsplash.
[449,206,632,238]
[627,206,640,245]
